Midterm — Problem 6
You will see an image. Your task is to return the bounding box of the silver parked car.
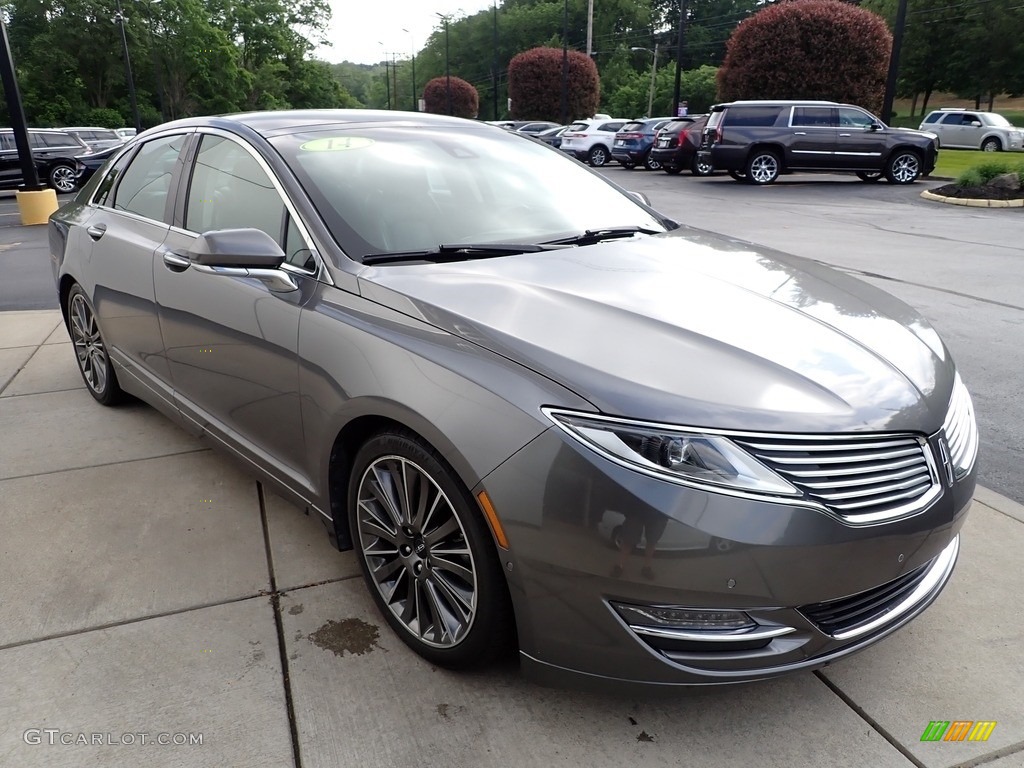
[49,110,977,689]
[919,109,1023,152]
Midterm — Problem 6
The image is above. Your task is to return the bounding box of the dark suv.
[0,129,90,193]
[649,114,710,175]
[698,100,938,185]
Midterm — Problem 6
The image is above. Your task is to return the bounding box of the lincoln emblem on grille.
[937,437,955,488]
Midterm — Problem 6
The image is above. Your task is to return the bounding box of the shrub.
[956,161,1024,187]
[717,0,892,114]
[423,76,479,119]
[508,47,600,122]
[956,169,984,187]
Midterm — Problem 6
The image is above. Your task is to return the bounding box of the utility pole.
[437,13,452,115]
[586,0,594,57]
[671,0,687,118]
[560,0,569,124]
[402,28,416,111]
[881,0,908,123]
[492,1,499,119]
[391,52,398,110]
[114,0,142,132]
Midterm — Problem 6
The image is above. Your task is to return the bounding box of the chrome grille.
[732,433,937,522]
[943,373,978,479]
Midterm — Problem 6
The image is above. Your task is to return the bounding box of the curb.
[974,485,1024,524]
[920,189,1024,208]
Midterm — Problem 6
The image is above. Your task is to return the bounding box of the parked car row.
[0,126,135,194]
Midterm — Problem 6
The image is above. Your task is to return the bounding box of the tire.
[66,285,124,406]
[885,150,921,184]
[691,156,714,177]
[348,430,514,669]
[981,137,1001,152]
[728,170,747,182]
[643,151,661,171]
[49,164,78,194]
[588,145,609,167]
[621,161,635,170]
[745,150,781,185]
[663,166,682,175]
[856,171,884,183]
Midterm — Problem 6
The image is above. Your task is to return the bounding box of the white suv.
[919,109,1023,152]
[559,117,626,166]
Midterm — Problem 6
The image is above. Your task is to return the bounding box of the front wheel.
[746,150,781,184]
[728,170,747,182]
[348,431,515,669]
[981,137,1001,152]
[66,285,124,405]
[588,145,609,167]
[856,171,884,183]
[49,164,78,194]
[886,150,921,184]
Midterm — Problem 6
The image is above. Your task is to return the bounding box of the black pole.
[492,1,499,119]
[881,0,908,123]
[383,59,390,109]
[560,0,568,124]
[671,0,686,117]
[114,0,141,132]
[391,52,397,109]
[445,18,452,115]
[0,17,42,190]
[411,53,417,111]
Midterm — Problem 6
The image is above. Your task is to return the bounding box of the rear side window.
[621,122,646,132]
[598,122,625,132]
[0,133,14,151]
[111,134,187,221]
[567,122,588,132]
[792,107,833,127]
[723,107,783,127]
[922,112,942,123]
[939,112,963,124]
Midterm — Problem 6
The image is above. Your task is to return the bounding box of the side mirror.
[969,120,982,127]
[187,228,286,269]
[868,122,883,131]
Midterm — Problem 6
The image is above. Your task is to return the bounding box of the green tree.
[717,0,892,113]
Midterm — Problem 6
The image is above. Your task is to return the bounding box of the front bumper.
[480,427,974,688]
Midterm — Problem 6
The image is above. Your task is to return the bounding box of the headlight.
[544,408,798,497]
[943,373,978,479]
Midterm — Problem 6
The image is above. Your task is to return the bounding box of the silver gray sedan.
[49,110,978,690]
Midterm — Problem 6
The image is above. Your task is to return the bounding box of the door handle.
[839,133,851,137]
[161,249,191,272]
[86,224,106,240]
[794,131,807,135]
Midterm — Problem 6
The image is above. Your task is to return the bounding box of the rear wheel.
[620,161,635,170]
[588,145,609,167]
[885,150,921,184]
[728,170,747,182]
[981,137,1001,152]
[746,150,781,184]
[348,430,514,669]
[691,156,714,176]
[856,171,884,183]
[644,151,661,171]
[49,164,78,194]
[66,285,124,406]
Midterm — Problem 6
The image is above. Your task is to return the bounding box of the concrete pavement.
[1,307,1022,768]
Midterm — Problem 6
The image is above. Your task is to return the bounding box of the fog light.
[612,603,756,632]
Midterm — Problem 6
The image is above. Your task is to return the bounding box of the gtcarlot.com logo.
[23,729,204,747]
[921,721,997,742]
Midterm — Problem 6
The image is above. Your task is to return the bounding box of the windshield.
[271,125,666,260]
[984,114,1012,127]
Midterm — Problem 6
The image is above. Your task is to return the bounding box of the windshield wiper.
[543,226,662,247]
[363,242,554,266]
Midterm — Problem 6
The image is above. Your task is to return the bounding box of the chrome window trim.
[88,128,196,210]
[177,127,333,286]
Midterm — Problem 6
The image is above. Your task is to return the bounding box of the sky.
[316,1,498,65]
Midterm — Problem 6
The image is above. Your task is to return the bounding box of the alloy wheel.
[887,152,920,184]
[748,153,779,184]
[49,165,77,193]
[69,293,108,394]
[355,455,478,648]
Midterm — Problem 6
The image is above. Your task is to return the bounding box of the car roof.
[0,127,75,133]
[63,126,118,131]
[151,110,492,139]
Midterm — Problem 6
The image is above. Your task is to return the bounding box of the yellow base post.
[15,188,60,225]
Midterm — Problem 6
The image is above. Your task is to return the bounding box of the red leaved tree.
[507,47,600,122]
[423,76,479,119]
[717,0,892,114]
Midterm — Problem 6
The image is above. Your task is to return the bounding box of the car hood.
[358,229,955,433]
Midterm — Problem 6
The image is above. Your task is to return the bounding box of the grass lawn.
[931,149,1024,180]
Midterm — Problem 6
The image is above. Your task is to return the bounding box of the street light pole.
[560,0,568,125]
[434,13,450,115]
[881,0,909,123]
[671,0,686,118]
[402,28,417,111]
[114,0,142,132]
[378,42,390,109]
[492,1,499,119]
[631,45,659,117]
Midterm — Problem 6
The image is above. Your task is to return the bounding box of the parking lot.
[1,176,1023,768]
